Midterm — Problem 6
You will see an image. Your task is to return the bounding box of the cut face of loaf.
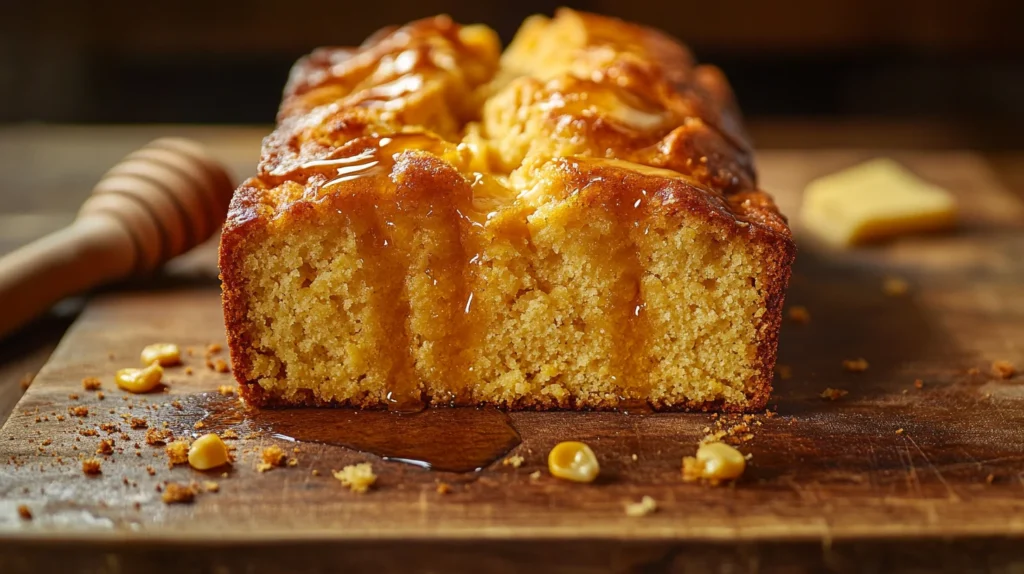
[219,9,795,411]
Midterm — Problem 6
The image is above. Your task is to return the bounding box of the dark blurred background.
[1,0,1022,146]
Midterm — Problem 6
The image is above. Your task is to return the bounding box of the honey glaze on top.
[235,10,792,408]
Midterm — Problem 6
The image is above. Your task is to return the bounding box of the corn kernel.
[682,441,746,485]
[188,433,230,470]
[115,363,163,393]
[547,441,600,483]
[140,343,181,366]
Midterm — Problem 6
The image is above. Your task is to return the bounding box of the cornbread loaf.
[220,9,795,411]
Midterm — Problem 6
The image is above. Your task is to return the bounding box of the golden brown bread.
[220,9,794,411]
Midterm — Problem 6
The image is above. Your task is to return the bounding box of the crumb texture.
[220,9,794,411]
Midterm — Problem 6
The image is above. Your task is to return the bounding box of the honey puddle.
[189,394,521,473]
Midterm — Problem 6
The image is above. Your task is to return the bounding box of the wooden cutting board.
[2,150,1024,573]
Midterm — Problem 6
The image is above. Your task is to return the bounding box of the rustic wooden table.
[2,123,1023,573]
[3,121,1020,429]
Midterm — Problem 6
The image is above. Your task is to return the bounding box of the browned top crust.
[224,8,791,254]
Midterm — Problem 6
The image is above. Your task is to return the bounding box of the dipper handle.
[0,138,235,339]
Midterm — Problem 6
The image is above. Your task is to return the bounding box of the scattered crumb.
[161,482,197,504]
[503,455,524,469]
[913,379,924,389]
[68,393,79,400]
[895,428,905,435]
[986,474,995,485]
[68,406,89,417]
[217,385,235,396]
[146,466,156,476]
[882,277,910,296]
[213,359,230,373]
[202,481,220,493]
[311,469,321,477]
[625,495,658,518]
[97,392,105,400]
[171,401,183,410]
[166,440,191,467]
[787,306,811,324]
[631,453,638,461]
[194,421,206,430]
[529,470,542,481]
[207,343,223,354]
[820,388,849,401]
[220,429,238,440]
[842,358,869,373]
[260,445,286,470]
[96,439,114,455]
[82,458,102,475]
[333,463,377,493]
[287,458,299,467]
[130,417,148,429]
[100,423,119,434]
[82,377,102,391]
[992,360,1017,380]
[145,428,171,446]
[436,482,451,494]
[17,505,32,520]
[79,429,98,437]
[184,367,194,376]
[967,367,981,376]
[902,389,909,395]
[56,415,65,422]
[774,364,793,380]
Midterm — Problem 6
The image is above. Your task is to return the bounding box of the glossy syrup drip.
[191,394,521,473]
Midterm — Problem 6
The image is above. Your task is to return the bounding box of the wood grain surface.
[2,132,1024,572]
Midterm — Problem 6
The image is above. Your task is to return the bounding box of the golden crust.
[220,9,794,412]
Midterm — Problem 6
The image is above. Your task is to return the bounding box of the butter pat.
[800,158,957,246]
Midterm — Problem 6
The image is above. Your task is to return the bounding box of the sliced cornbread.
[220,9,795,411]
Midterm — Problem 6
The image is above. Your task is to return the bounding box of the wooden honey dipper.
[0,138,236,339]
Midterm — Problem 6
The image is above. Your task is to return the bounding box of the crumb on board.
[68,393,79,401]
[260,445,286,469]
[529,470,542,481]
[97,392,104,400]
[914,379,924,389]
[503,455,524,468]
[184,367,194,376]
[145,428,171,446]
[992,360,1016,380]
[842,358,869,373]
[161,482,197,504]
[631,453,638,461]
[17,505,32,520]
[220,429,239,440]
[820,388,849,401]
[986,474,995,485]
[194,421,206,430]
[100,423,119,434]
[214,359,230,373]
[203,481,220,493]
[787,305,811,325]
[82,458,102,475]
[207,343,223,355]
[967,367,981,376]
[79,429,98,437]
[68,406,89,417]
[217,385,235,396]
[436,482,451,494]
[96,439,114,455]
[130,417,148,429]
[287,458,299,467]
[625,495,657,518]
[166,440,190,467]
[312,469,321,477]
[82,377,102,391]
[882,277,910,296]
[171,401,183,410]
[146,466,156,476]
[896,428,905,435]
[333,463,377,493]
